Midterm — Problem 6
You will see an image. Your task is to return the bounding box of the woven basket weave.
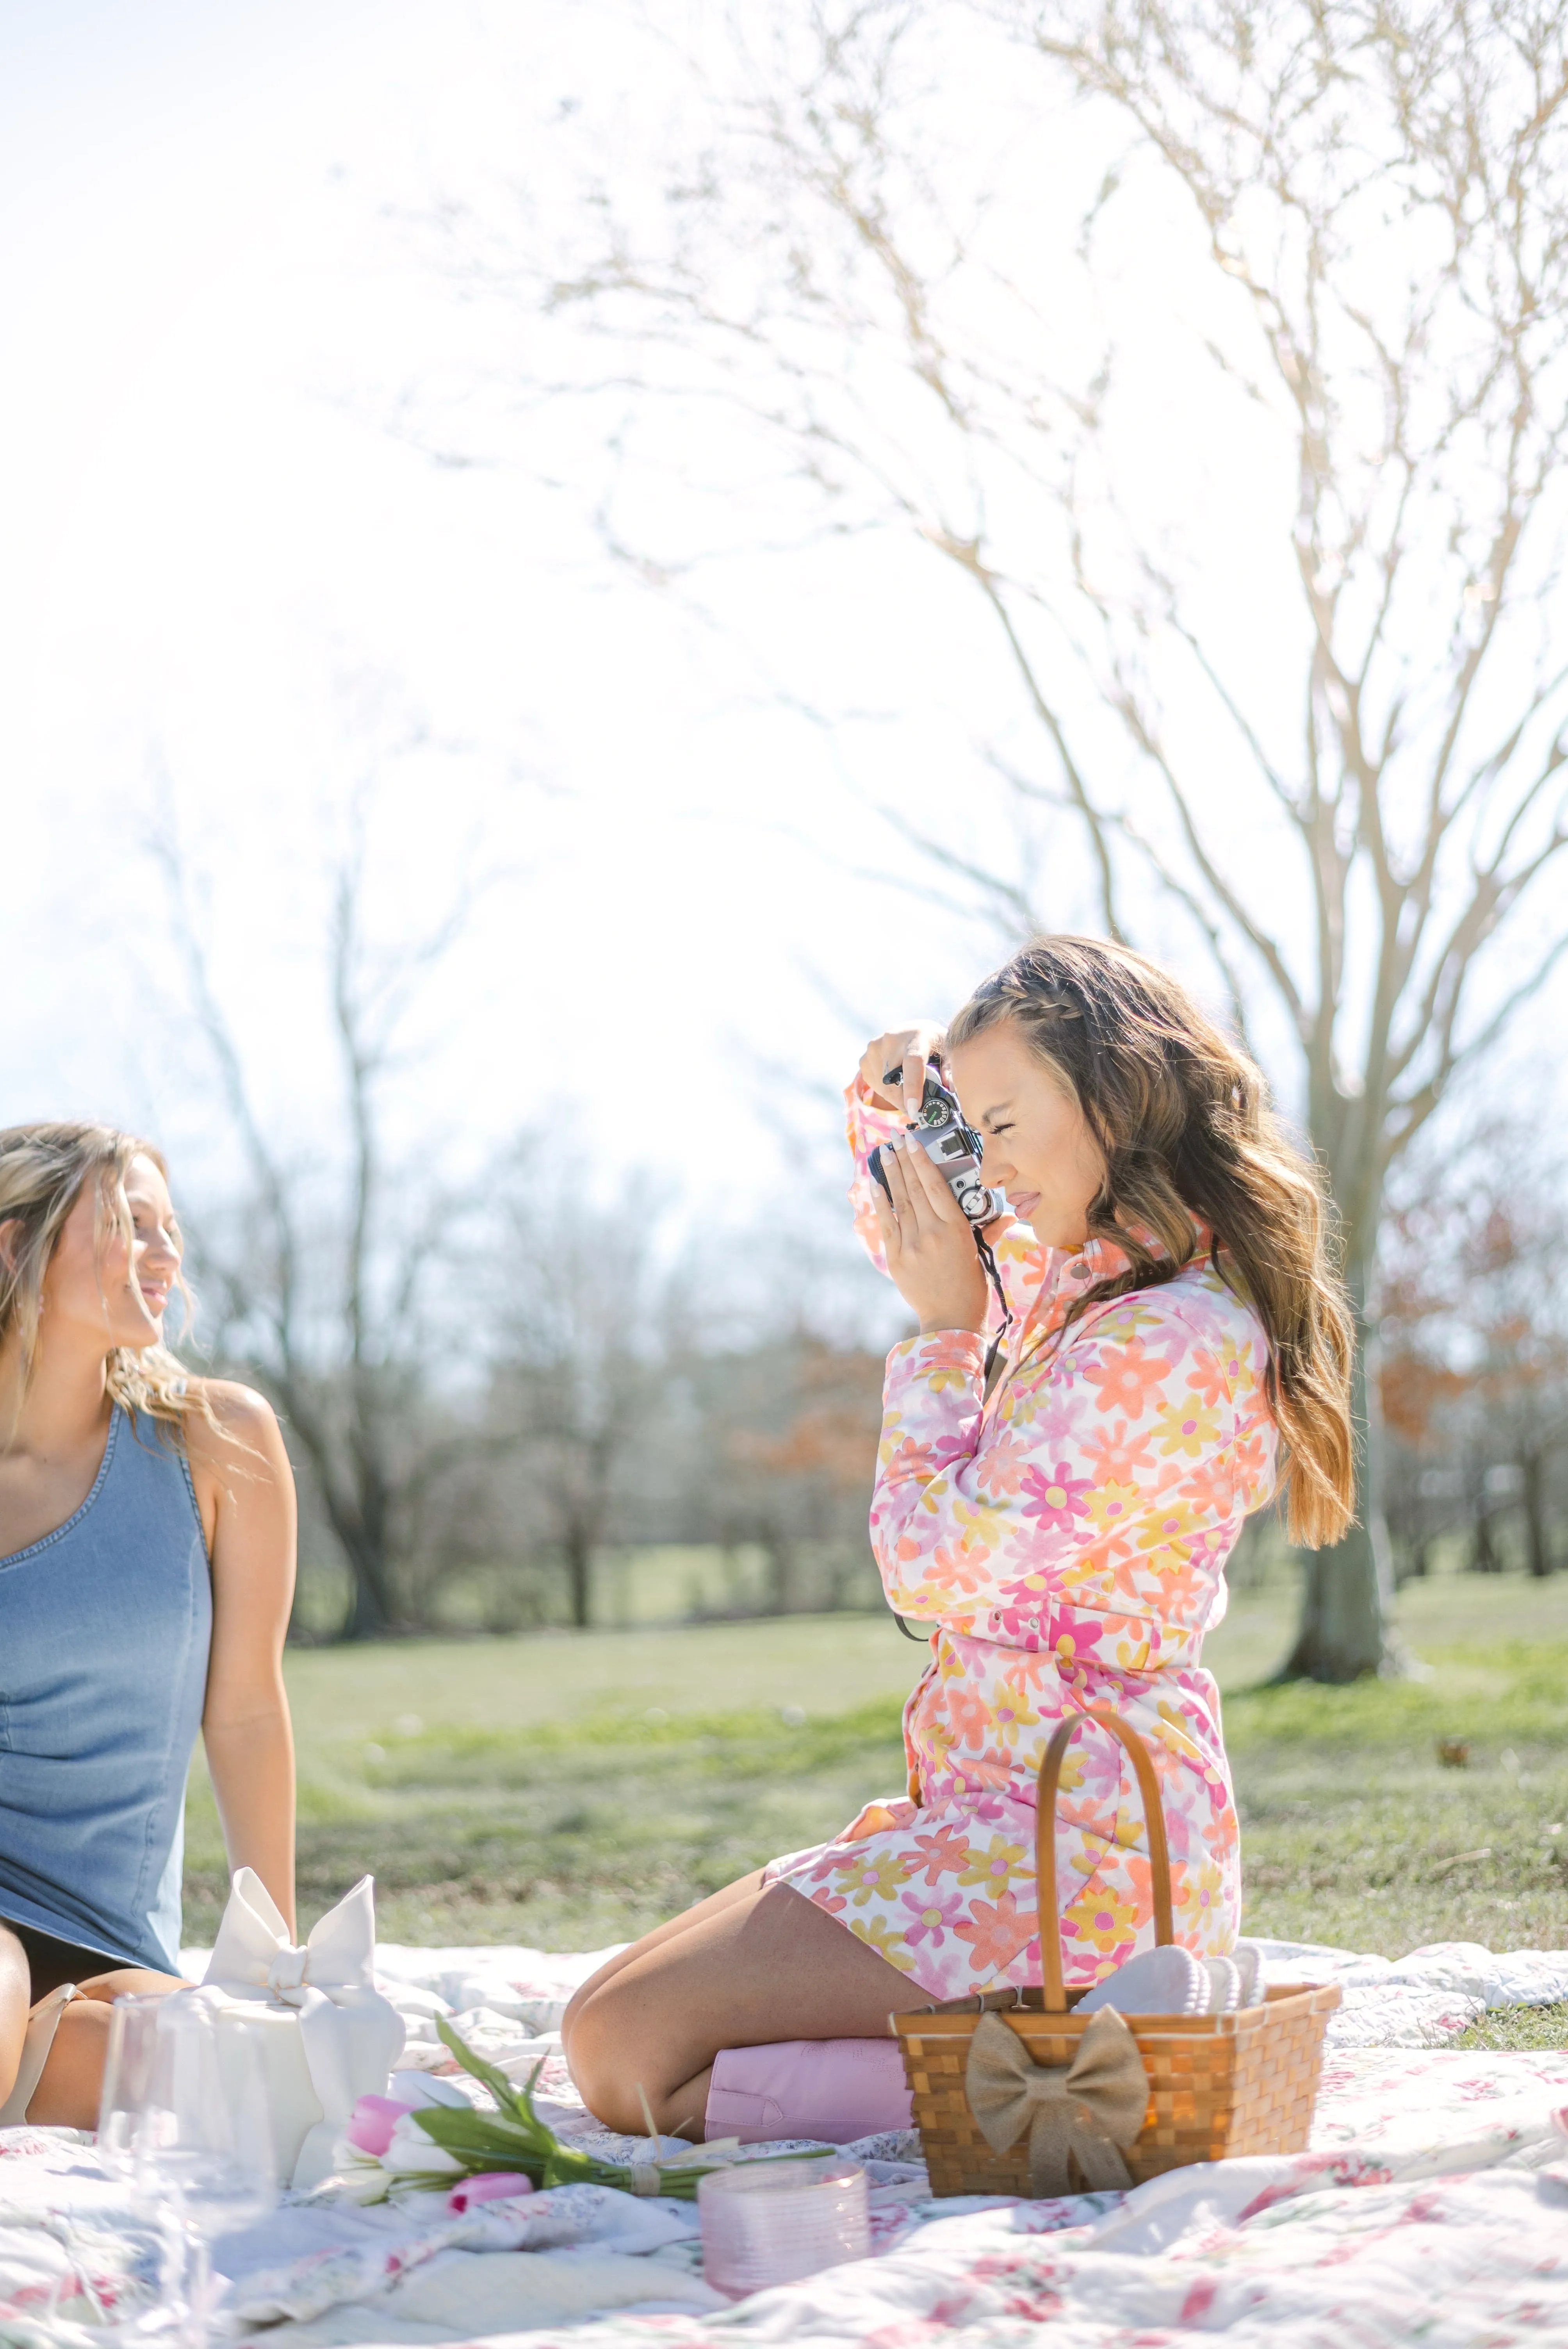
[892,1707,1340,2197]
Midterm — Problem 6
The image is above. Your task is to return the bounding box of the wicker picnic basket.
[892,1707,1340,2197]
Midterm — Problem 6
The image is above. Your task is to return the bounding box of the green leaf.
[539,2146,604,2188]
[387,2169,472,2198]
[400,2012,804,2204]
[433,2014,531,2122]
[411,2107,544,2173]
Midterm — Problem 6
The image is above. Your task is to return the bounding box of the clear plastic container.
[698,2157,870,2297]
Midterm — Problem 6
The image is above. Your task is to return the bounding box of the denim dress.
[0,1407,212,1971]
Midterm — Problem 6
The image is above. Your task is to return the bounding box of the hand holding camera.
[862,1038,1009,1339]
[858,1023,948,1123]
[871,1133,993,1335]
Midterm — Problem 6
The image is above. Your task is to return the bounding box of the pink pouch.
[706,2039,913,2144]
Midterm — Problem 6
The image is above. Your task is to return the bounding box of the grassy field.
[184,1570,1568,2045]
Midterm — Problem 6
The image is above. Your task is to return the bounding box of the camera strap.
[975,1224,1012,1398]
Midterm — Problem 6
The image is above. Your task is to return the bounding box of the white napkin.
[202,1869,406,2188]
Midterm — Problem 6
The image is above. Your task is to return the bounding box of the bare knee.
[23,1998,112,2128]
[560,1980,591,2054]
[562,1944,646,2057]
[565,1984,667,2135]
[0,1927,27,2104]
[26,1972,183,2128]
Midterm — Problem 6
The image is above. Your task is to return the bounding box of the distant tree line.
[158,745,1567,1642]
[1378,1123,1568,1584]
[223,1249,891,1642]
[203,1095,1568,1643]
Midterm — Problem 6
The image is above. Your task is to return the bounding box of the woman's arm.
[187,1383,298,1935]
[845,1075,912,1276]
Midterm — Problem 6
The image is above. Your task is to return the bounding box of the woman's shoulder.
[180,1383,293,1554]
[182,1382,288,1478]
[1064,1258,1269,1381]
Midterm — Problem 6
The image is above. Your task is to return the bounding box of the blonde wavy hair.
[0,1121,207,1446]
[948,937,1356,1548]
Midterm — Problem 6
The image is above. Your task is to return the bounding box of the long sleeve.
[870,1285,1273,1659]
[843,1076,1048,1337]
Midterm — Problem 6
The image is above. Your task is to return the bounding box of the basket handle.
[1035,1706,1174,2013]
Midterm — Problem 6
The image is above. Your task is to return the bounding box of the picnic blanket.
[0,1936,1563,2347]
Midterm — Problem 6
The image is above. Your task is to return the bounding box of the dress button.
[1067,1260,1089,1280]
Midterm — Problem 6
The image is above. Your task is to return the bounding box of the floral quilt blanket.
[0,1937,1563,2348]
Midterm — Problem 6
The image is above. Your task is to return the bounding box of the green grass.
[1450,2003,1568,2051]
[183,1616,925,1947]
[182,1570,1568,2058]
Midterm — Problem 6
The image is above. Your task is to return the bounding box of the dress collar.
[1016,1215,1211,1356]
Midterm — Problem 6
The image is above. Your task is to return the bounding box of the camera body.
[869,1060,1007,1227]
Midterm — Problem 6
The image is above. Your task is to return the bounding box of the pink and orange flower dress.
[762,1077,1278,1995]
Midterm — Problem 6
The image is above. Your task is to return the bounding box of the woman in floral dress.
[565,936,1354,2139]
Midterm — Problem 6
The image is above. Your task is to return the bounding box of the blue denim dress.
[0,1407,212,1971]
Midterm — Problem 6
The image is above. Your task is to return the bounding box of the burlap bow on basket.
[964,2005,1149,2196]
[895,1710,1341,2200]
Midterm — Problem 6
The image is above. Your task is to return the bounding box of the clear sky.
[3,0,1557,1231]
[2,0,1039,1217]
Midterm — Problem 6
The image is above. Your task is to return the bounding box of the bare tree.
[417,0,1568,1676]
[484,1176,675,1630]
[157,777,496,1639]
[684,1332,886,1613]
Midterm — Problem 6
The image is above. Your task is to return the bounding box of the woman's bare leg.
[26,1970,182,2129]
[566,1881,913,2141]
[0,1928,28,2113]
[560,1871,764,2057]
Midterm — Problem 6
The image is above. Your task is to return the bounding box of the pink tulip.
[345,2094,415,2156]
[447,2171,535,2211]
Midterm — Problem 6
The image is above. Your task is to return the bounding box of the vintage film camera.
[869,1058,1007,1226]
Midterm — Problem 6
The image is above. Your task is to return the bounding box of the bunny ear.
[305,1875,379,1991]
[202,1866,290,1988]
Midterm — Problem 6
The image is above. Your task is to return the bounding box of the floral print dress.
[762,1077,1278,1996]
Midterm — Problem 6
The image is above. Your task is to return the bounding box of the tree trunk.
[321,1472,399,1639]
[278,1391,402,1640]
[1470,1505,1502,1572]
[564,1526,593,1630]
[765,1535,803,1615]
[1521,1451,1552,1577]
[1281,1261,1393,1681]
[345,1567,392,1639]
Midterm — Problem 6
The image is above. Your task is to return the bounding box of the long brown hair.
[0,1121,206,1447]
[948,937,1355,1547]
